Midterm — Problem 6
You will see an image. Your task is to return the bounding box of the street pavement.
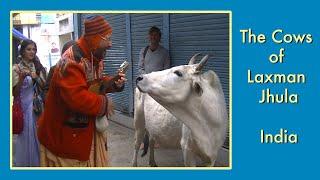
[107,120,185,167]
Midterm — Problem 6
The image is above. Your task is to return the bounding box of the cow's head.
[136,53,221,105]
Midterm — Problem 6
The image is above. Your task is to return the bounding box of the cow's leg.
[181,124,197,167]
[132,128,145,166]
[210,159,216,167]
[182,147,197,167]
[149,138,157,167]
[208,151,218,167]
[132,89,146,167]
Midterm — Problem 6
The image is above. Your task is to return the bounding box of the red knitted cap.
[84,15,112,36]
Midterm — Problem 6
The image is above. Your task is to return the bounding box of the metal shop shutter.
[169,13,230,149]
[80,13,130,113]
[130,14,163,92]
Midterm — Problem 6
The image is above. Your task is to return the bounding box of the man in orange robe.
[37,15,126,167]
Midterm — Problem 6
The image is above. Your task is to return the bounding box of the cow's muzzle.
[136,76,143,84]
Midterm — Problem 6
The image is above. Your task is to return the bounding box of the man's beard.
[93,47,107,59]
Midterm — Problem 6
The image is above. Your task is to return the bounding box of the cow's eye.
[174,70,183,77]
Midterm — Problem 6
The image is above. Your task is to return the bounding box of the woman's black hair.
[19,39,37,56]
[19,39,46,76]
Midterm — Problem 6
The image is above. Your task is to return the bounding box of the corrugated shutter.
[130,14,163,91]
[80,13,131,113]
[169,13,230,149]
[79,13,230,149]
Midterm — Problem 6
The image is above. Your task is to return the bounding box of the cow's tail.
[141,132,149,157]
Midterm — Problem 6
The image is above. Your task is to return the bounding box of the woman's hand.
[19,71,28,82]
[31,72,38,79]
[31,71,46,88]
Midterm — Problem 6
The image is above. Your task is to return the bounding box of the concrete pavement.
[107,120,185,167]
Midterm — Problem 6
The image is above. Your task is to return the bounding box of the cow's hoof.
[132,161,138,167]
[150,163,158,167]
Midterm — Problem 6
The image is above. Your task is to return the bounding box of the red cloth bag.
[12,97,24,134]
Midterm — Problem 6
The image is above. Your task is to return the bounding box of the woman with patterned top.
[12,39,47,167]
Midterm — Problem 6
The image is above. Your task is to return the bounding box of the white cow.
[136,54,228,166]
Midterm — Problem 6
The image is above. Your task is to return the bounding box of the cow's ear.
[193,82,203,96]
[203,71,216,87]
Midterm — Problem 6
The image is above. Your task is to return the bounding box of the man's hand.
[115,72,127,88]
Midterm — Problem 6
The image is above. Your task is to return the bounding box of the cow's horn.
[188,53,201,65]
[195,55,210,72]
